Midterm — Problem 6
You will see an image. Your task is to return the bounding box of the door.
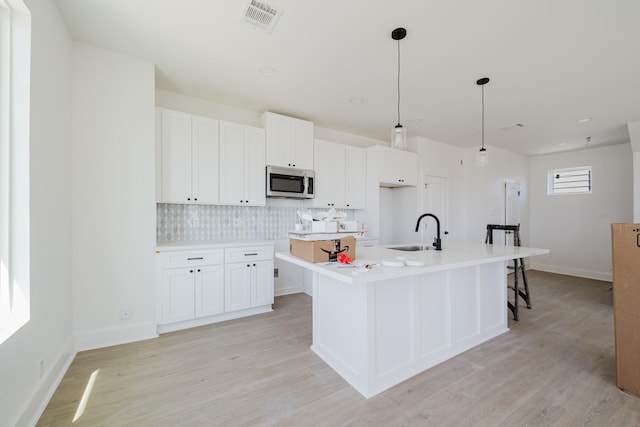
[219,122,246,204]
[195,265,224,318]
[244,126,266,206]
[160,109,192,203]
[191,115,219,204]
[422,175,449,248]
[503,181,521,246]
[161,268,195,323]
[225,262,252,312]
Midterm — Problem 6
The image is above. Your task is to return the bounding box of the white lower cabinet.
[225,247,274,312]
[161,264,224,323]
[157,243,274,333]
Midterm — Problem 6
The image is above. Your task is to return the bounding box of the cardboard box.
[611,223,640,398]
[290,236,356,263]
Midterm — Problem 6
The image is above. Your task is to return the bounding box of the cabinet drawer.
[225,246,274,263]
[161,249,224,268]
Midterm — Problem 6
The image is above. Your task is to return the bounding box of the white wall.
[71,43,157,350]
[529,144,633,281]
[414,138,530,246]
[0,1,75,426]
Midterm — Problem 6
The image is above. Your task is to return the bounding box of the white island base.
[312,262,507,398]
[277,242,549,398]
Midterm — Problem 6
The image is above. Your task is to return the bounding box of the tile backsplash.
[157,203,356,243]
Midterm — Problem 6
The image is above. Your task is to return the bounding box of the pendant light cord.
[481,84,485,149]
[397,38,401,126]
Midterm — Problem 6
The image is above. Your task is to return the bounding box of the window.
[0,0,31,344]
[548,166,592,195]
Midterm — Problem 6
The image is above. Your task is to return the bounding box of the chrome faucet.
[415,213,442,250]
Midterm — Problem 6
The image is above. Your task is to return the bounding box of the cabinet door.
[252,260,274,307]
[161,268,195,323]
[345,145,366,209]
[292,119,314,170]
[160,109,192,203]
[396,149,418,186]
[264,112,314,169]
[219,121,246,205]
[377,147,398,184]
[244,126,266,206]
[265,113,294,168]
[195,265,224,318]
[191,115,219,204]
[225,263,252,312]
[312,139,345,208]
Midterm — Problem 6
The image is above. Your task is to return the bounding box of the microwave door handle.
[303,175,308,194]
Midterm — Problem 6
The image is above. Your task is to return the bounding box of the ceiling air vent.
[241,0,283,33]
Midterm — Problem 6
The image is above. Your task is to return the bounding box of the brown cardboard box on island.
[290,236,356,263]
[611,223,640,399]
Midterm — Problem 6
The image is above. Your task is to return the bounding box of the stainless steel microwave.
[266,165,315,199]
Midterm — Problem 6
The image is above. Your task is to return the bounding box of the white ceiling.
[55,0,640,156]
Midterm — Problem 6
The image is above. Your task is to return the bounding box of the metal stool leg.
[508,258,520,321]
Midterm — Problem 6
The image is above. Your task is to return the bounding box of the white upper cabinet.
[158,108,219,204]
[312,140,366,209]
[262,111,314,170]
[368,145,417,187]
[219,121,266,206]
[345,145,367,209]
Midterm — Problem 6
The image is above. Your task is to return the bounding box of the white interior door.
[503,181,521,246]
[422,175,449,247]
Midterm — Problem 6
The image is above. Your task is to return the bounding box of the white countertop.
[276,241,549,284]
[156,239,274,251]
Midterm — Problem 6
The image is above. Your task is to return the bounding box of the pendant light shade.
[476,77,490,167]
[391,27,407,149]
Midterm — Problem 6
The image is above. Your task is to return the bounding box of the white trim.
[75,322,159,352]
[529,263,612,282]
[14,337,76,427]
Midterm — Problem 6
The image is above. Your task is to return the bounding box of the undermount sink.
[388,245,431,251]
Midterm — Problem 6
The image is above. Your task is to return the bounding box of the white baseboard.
[17,337,76,427]
[75,321,158,352]
[275,285,304,297]
[157,305,272,334]
[529,263,612,282]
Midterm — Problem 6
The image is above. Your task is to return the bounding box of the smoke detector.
[241,0,283,33]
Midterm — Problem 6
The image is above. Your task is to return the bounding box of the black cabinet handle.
[189,269,193,273]
[187,257,204,260]
[244,253,258,256]
[197,269,201,272]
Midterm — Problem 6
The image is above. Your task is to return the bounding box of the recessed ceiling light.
[259,66,276,76]
[577,118,592,123]
[349,97,364,104]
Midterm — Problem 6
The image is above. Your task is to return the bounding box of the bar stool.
[485,224,531,321]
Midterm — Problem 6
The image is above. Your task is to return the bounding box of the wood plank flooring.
[37,271,640,426]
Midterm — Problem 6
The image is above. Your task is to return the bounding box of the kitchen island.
[276,241,549,398]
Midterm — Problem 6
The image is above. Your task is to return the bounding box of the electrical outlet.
[119,309,133,320]
[273,267,279,278]
[38,359,45,380]
[192,217,200,228]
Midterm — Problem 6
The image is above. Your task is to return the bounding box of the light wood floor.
[37,271,640,426]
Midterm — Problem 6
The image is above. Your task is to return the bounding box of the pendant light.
[391,27,407,149]
[476,77,490,166]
